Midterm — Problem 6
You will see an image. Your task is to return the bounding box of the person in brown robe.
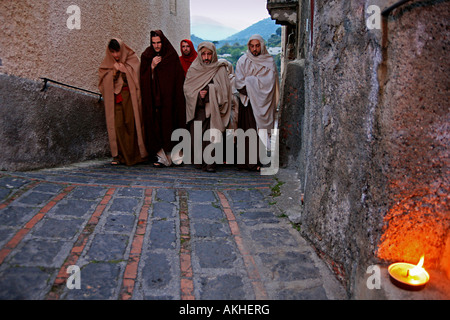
[140,30,186,167]
[98,38,148,166]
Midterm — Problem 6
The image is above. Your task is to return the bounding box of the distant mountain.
[191,18,279,49]
[224,18,278,44]
[190,35,206,50]
[191,16,239,41]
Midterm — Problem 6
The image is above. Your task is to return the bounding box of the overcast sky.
[190,0,271,31]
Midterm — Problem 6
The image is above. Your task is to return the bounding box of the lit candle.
[388,256,430,290]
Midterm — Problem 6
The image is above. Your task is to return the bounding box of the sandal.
[111,160,121,166]
[153,162,166,168]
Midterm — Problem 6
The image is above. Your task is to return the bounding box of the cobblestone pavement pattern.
[0,161,346,300]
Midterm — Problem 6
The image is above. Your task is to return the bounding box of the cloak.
[184,42,232,143]
[98,38,148,160]
[140,30,186,156]
[179,39,198,76]
[235,34,280,131]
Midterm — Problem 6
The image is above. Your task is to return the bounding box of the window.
[170,0,177,15]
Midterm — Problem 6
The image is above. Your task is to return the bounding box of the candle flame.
[409,255,425,278]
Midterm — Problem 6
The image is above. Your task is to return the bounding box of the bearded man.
[235,34,280,171]
[184,42,232,173]
[179,39,198,76]
[140,30,186,167]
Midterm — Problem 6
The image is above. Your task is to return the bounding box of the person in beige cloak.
[99,38,148,166]
[184,42,232,172]
[235,34,280,171]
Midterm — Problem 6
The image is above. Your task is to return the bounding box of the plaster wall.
[0,0,191,171]
[0,0,191,93]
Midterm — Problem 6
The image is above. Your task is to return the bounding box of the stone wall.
[0,0,191,171]
[300,0,385,291]
[0,74,109,171]
[375,0,450,279]
[0,0,190,93]
[276,0,449,296]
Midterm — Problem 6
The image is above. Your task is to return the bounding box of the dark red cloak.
[140,30,187,157]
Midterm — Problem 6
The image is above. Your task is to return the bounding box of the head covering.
[140,30,186,155]
[184,42,232,140]
[145,30,178,60]
[180,39,198,76]
[98,38,147,159]
[235,34,280,130]
[248,34,270,54]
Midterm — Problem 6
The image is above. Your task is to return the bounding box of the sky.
[190,0,271,40]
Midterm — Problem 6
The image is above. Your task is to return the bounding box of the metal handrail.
[382,0,413,16]
[40,77,103,102]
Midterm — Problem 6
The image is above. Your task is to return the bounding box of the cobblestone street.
[0,160,346,300]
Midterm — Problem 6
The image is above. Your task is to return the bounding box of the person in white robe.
[235,34,280,171]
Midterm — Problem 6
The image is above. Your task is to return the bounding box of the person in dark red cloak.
[179,39,198,76]
[140,30,186,167]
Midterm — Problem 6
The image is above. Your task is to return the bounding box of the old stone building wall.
[0,0,190,171]
[0,0,190,92]
[272,0,449,297]
[375,0,449,281]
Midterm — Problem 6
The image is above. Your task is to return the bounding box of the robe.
[184,42,232,170]
[140,30,186,163]
[235,34,280,132]
[234,35,280,170]
[98,38,148,165]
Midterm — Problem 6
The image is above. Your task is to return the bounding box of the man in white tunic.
[235,34,280,171]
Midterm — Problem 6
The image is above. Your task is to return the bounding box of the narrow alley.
[0,161,346,301]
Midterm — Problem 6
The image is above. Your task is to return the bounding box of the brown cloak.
[98,38,148,161]
[140,30,187,156]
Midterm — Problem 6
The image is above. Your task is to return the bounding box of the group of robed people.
[98,30,279,173]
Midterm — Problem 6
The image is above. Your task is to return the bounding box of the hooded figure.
[179,39,198,76]
[234,34,280,171]
[98,38,148,166]
[184,42,232,172]
[140,30,186,167]
[235,34,280,132]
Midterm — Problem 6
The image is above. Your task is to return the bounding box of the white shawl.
[235,34,280,130]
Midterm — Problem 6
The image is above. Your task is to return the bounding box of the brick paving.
[0,160,346,300]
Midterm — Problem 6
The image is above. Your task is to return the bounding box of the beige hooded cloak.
[184,42,232,142]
